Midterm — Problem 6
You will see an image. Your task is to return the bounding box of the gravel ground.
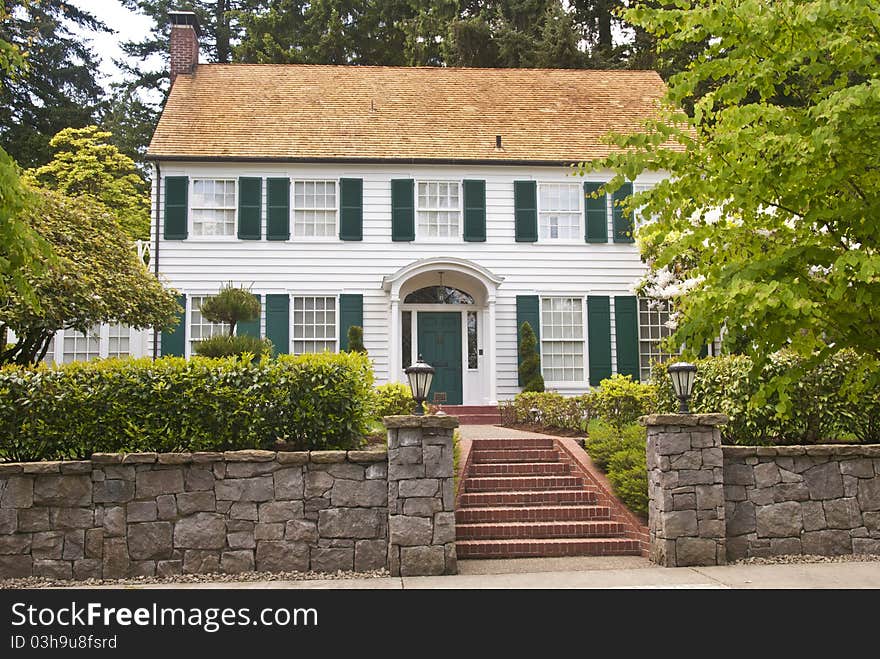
[0,568,390,590]
[733,554,880,566]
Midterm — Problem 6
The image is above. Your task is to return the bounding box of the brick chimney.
[169,11,199,83]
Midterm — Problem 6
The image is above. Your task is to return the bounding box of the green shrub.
[374,382,416,417]
[509,391,592,432]
[592,374,657,432]
[585,419,646,470]
[652,350,880,444]
[198,284,261,335]
[0,351,375,461]
[192,334,273,358]
[518,322,544,392]
[347,325,366,353]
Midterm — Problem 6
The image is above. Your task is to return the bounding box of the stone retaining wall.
[0,415,458,580]
[644,413,880,565]
[723,445,880,559]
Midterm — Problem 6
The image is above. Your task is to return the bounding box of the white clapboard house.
[143,11,676,407]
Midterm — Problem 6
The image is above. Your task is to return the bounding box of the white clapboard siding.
[152,162,663,398]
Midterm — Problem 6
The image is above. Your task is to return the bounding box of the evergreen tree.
[198,284,261,336]
[0,0,106,168]
[518,322,545,393]
[347,325,366,354]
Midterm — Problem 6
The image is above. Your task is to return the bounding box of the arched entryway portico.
[383,258,503,405]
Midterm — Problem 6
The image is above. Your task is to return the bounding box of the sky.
[69,0,158,89]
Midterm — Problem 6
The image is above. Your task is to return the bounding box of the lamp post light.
[405,355,435,416]
[667,361,698,414]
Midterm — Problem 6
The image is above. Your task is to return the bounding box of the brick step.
[468,461,571,477]
[456,520,627,540]
[458,489,599,507]
[455,415,503,425]
[464,475,585,492]
[472,449,561,463]
[470,438,554,450]
[455,537,643,559]
[455,505,613,524]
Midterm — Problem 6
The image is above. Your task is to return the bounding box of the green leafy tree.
[198,284,261,336]
[347,325,366,353]
[518,321,545,393]
[576,0,880,411]
[0,187,181,366]
[27,126,150,241]
[0,0,106,168]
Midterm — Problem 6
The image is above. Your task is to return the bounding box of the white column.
[487,295,498,404]
[389,296,401,383]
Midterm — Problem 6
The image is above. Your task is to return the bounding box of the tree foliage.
[576,0,880,410]
[347,325,366,353]
[198,284,261,336]
[518,321,545,392]
[0,0,106,168]
[0,187,181,366]
[27,126,150,241]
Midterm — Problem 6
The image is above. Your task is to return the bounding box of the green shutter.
[164,176,188,240]
[612,181,635,243]
[160,294,187,356]
[339,294,364,351]
[265,294,289,355]
[463,179,486,242]
[514,180,537,242]
[238,177,262,240]
[587,296,612,386]
[584,181,608,243]
[339,178,363,241]
[391,179,414,241]
[237,294,261,338]
[516,295,541,386]
[615,295,640,380]
[267,178,290,241]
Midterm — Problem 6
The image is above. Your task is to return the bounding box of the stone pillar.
[384,415,458,576]
[643,413,729,567]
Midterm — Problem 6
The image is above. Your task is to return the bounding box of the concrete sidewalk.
[103,556,880,590]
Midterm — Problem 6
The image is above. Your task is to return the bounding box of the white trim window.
[190,296,229,353]
[107,323,134,358]
[633,183,655,229]
[417,181,460,238]
[538,183,581,240]
[293,180,337,237]
[62,325,101,363]
[191,179,236,237]
[540,297,585,383]
[639,298,675,381]
[292,296,337,354]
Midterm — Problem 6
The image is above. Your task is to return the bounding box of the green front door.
[417,312,463,406]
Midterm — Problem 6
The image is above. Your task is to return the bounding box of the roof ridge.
[190,62,663,75]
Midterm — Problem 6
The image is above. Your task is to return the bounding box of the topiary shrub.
[347,325,366,353]
[518,321,544,392]
[592,374,657,433]
[193,334,273,358]
[374,382,416,417]
[0,351,375,461]
[198,284,261,336]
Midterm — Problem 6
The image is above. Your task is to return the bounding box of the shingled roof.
[147,64,669,164]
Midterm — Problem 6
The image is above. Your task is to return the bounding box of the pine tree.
[199,284,260,336]
[518,322,545,393]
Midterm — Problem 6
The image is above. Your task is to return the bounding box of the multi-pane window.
[639,298,675,381]
[633,183,655,229]
[417,181,460,238]
[467,311,478,370]
[401,310,412,369]
[541,297,584,382]
[107,323,132,358]
[293,296,336,354]
[40,336,55,364]
[190,296,229,353]
[191,179,236,236]
[538,183,581,240]
[63,325,101,363]
[293,180,337,237]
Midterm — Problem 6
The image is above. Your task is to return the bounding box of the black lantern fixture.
[405,355,435,416]
[667,362,698,414]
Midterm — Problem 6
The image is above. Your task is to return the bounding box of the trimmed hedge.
[374,382,416,417]
[652,350,880,445]
[508,391,592,432]
[0,352,375,461]
[585,420,648,516]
